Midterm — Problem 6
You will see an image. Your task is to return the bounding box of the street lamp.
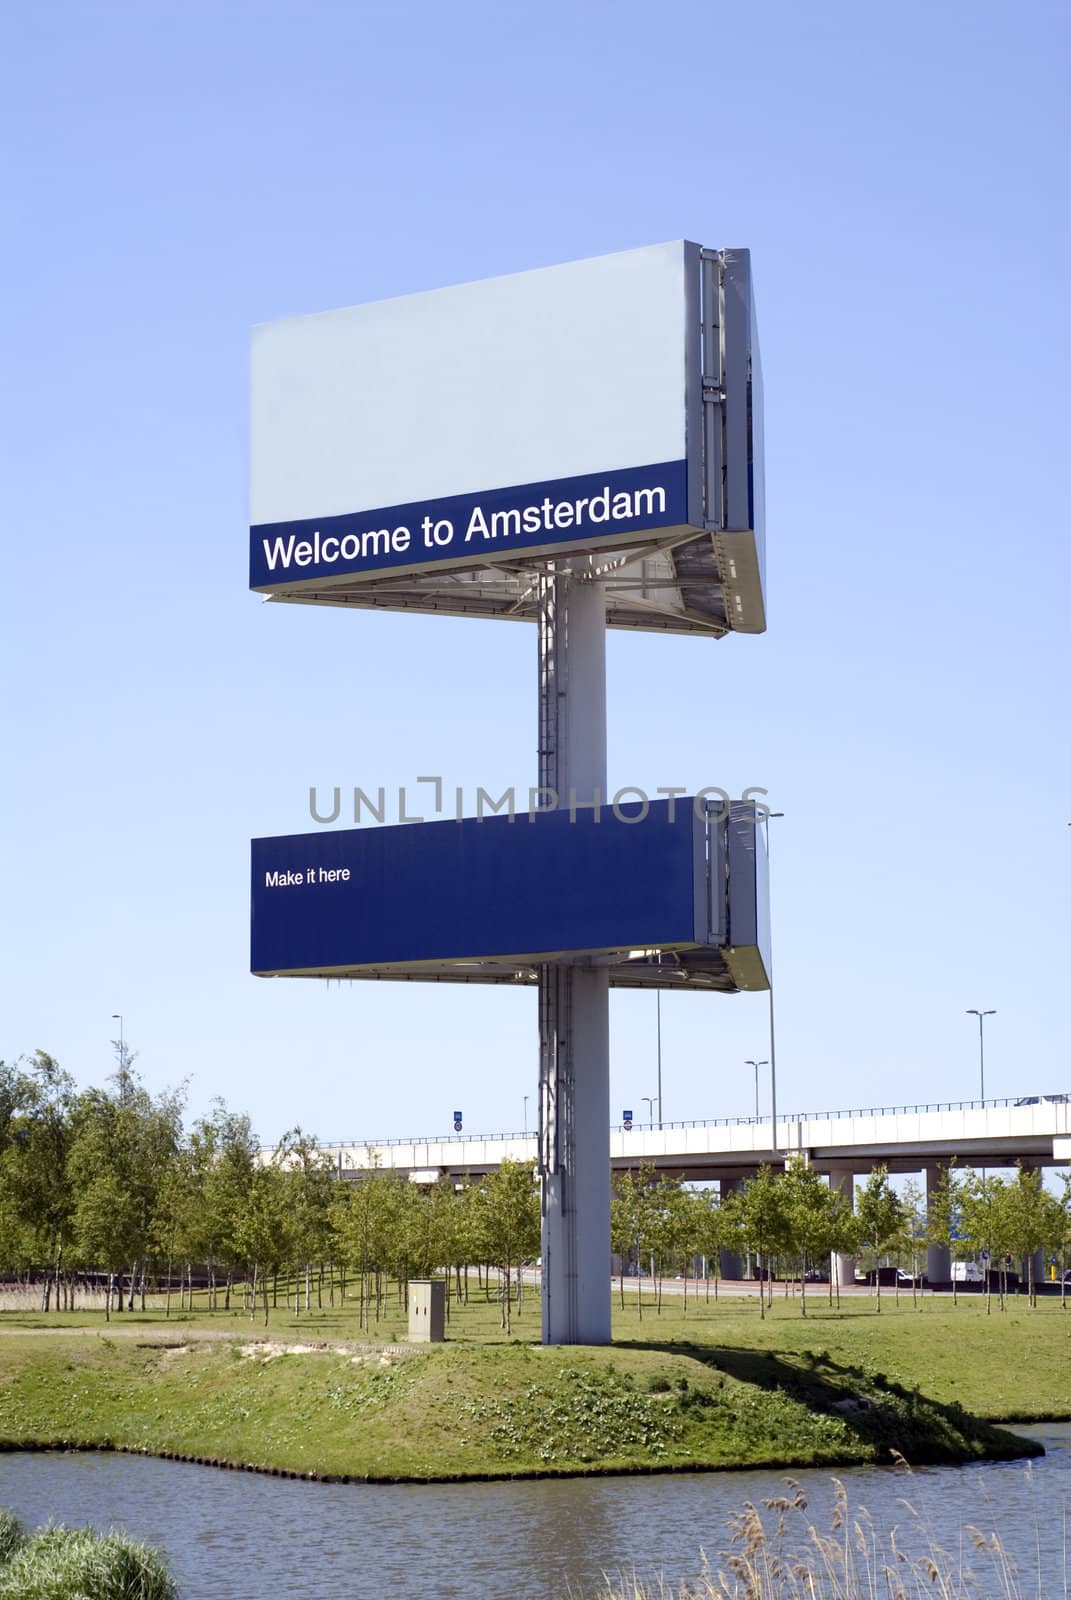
[965,1009,996,1103]
[523,1094,529,1137]
[655,990,663,1129]
[763,812,785,1151]
[642,1095,656,1124]
[745,1060,768,1120]
[112,1014,127,1104]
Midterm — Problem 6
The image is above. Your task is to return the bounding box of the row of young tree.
[614,1157,1071,1318]
[3,1050,1069,1328]
[0,1051,539,1329]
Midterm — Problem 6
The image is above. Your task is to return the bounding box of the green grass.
[0,1304,1047,1480]
[6,1279,1070,1418]
[1,1281,1065,1479]
[0,1522,176,1599]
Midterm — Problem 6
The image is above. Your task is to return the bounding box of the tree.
[473,1160,539,1333]
[733,1165,789,1320]
[67,1069,184,1317]
[275,1128,338,1313]
[198,1102,259,1309]
[780,1158,848,1317]
[0,1052,76,1308]
[855,1167,905,1313]
[611,1165,659,1317]
[956,1170,1012,1314]
[234,1163,290,1324]
[1003,1165,1062,1307]
[899,1178,928,1307]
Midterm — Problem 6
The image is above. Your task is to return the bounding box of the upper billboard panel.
[250,243,764,636]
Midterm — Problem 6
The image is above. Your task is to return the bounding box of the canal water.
[0,1426,1068,1598]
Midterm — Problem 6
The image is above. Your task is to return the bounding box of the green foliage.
[0,1524,176,1600]
[0,1510,27,1569]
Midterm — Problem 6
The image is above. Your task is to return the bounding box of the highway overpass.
[272,1093,1071,1185]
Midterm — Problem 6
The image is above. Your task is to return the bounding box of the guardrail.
[266,1092,1069,1157]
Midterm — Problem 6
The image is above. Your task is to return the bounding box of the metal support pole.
[925,1164,951,1286]
[829,1166,856,1287]
[656,992,663,1128]
[537,562,611,1346]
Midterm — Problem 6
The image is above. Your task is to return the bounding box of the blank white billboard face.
[249,242,764,637]
[251,241,689,526]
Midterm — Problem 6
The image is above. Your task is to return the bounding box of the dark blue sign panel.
[251,802,705,976]
[250,461,688,592]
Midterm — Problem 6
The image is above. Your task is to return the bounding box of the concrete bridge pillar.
[925,1165,951,1286]
[718,1172,747,1280]
[828,1165,856,1287]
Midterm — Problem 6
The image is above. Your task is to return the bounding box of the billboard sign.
[250,242,764,636]
[251,800,770,994]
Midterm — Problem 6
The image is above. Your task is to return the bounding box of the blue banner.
[250,459,689,590]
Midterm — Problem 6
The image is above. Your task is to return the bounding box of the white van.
[952,1261,985,1283]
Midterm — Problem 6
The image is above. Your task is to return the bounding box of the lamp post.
[745,1059,768,1120]
[111,1013,127,1104]
[965,1009,995,1103]
[764,812,785,1152]
[656,991,663,1128]
[642,1096,656,1125]
[523,1094,529,1138]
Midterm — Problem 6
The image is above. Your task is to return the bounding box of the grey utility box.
[408,1279,446,1342]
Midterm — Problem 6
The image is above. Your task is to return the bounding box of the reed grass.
[585,1464,1067,1599]
[0,1518,176,1599]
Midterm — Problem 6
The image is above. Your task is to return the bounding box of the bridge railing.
[275,1093,1066,1158]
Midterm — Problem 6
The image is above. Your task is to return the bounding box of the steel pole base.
[540,965,611,1345]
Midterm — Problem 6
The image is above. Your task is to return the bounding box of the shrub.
[0,1511,27,1569]
[0,1525,177,1600]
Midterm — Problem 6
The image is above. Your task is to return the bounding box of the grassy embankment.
[0,1284,1064,1480]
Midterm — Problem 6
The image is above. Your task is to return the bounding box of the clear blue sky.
[2,2,1068,1145]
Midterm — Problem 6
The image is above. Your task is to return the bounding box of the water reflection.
[0,1427,1067,1599]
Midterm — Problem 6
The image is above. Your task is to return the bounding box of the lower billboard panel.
[251,800,770,993]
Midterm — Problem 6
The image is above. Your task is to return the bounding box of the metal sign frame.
[250,244,764,637]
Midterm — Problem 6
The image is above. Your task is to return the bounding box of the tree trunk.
[165,1256,172,1319]
[306,1262,311,1313]
[263,1265,270,1326]
[105,1273,113,1322]
[250,1262,259,1323]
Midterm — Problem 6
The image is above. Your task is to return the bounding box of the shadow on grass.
[612,1336,1042,1466]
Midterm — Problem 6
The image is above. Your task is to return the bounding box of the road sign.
[980,1249,990,1262]
[623,1110,634,1131]
[453,1112,463,1132]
